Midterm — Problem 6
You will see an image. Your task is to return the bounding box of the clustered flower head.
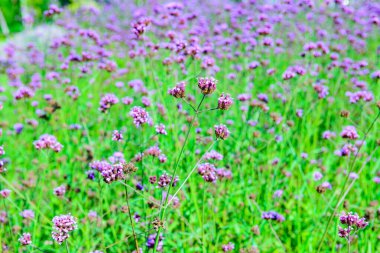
[99,94,119,113]
[44,4,62,17]
[14,87,35,100]
[51,214,77,244]
[168,82,186,98]
[146,233,163,251]
[222,242,235,252]
[197,163,217,183]
[338,212,368,239]
[129,106,152,128]
[340,126,359,140]
[101,162,137,183]
[0,189,11,198]
[214,124,230,140]
[218,93,233,110]
[33,134,63,152]
[112,130,123,142]
[262,211,285,222]
[197,77,217,95]
[54,185,66,197]
[19,233,32,246]
[155,124,167,135]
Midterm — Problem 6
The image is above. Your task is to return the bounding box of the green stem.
[124,180,139,251]
[152,95,206,252]
[317,111,380,252]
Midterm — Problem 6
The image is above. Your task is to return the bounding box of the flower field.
[0,0,379,252]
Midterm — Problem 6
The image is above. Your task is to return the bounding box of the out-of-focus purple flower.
[198,163,217,183]
[222,242,235,252]
[168,82,186,98]
[54,185,66,197]
[155,124,167,135]
[34,134,63,152]
[204,150,223,161]
[313,171,323,181]
[214,124,230,140]
[146,233,163,251]
[20,210,35,220]
[44,4,62,17]
[129,106,152,128]
[262,211,285,222]
[112,130,123,142]
[19,233,32,245]
[99,94,119,113]
[14,87,35,100]
[341,126,359,140]
[218,93,233,110]
[322,131,336,139]
[282,70,296,80]
[14,123,24,134]
[0,189,11,198]
[296,109,303,118]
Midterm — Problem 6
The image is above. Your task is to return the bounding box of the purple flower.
[262,211,285,222]
[214,124,230,140]
[322,131,336,139]
[155,124,167,135]
[197,77,217,95]
[19,233,32,245]
[218,93,233,110]
[282,70,296,80]
[14,87,35,100]
[222,242,235,252]
[112,130,123,142]
[341,126,359,140]
[44,4,62,17]
[34,134,63,152]
[20,210,35,220]
[99,94,119,113]
[0,189,11,198]
[313,171,323,181]
[198,163,217,183]
[14,123,24,134]
[54,185,66,197]
[146,234,163,251]
[168,82,186,98]
[129,106,152,128]
[52,214,77,244]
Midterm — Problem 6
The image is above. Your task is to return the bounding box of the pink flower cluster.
[129,106,152,128]
[52,214,77,244]
[338,212,368,238]
[33,134,63,152]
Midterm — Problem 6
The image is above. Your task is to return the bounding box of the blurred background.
[0,0,96,39]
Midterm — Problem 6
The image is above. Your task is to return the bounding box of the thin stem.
[317,111,380,252]
[202,183,207,253]
[269,222,287,253]
[65,240,70,253]
[124,180,139,251]
[181,98,196,112]
[198,107,218,114]
[152,95,206,252]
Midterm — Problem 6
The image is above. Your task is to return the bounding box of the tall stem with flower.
[152,77,233,252]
